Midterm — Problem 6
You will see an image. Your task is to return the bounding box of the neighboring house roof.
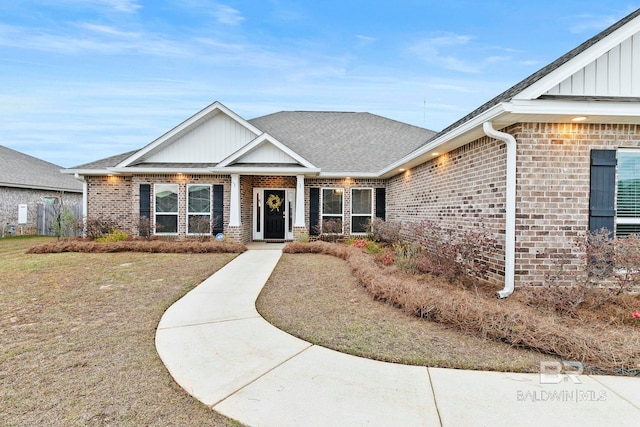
[0,145,82,192]
[249,111,435,174]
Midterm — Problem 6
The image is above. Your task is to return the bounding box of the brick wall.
[387,122,640,288]
[387,135,507,284]
[514,122,640,285]
[87,174,231,238]
[305,178,387,237]
[0,186,82,234]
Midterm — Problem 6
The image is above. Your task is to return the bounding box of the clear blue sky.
[1,1,638,167]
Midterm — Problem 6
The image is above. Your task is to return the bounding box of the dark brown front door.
[264,190,285,239]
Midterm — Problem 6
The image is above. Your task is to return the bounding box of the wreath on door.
[266,193,283,212]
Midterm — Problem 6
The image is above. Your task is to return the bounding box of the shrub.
[26,240,247,254]
[393,242,421,272]
[541,229,640,310]
[83,216,120,240]
[313,219,343,242]
[367,218,401,243]
[95,228,129,243]
[404,220,497,284]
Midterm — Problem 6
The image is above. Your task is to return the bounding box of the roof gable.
[217,133,316,168]
[543,32,640,97]
[117,101,262,167]
[428,9,640,139]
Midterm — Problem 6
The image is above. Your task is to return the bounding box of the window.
[187,184,211,234]
[351,188,372,233]
[155,184,178,234]
[617,150,640,236]
[321,188,343,233]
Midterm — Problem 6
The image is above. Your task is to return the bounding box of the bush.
[95,228,129,242]
[541,229,640,310]
[26,239,247,254]
[403,221,497,284]
[83,217,121,240]
[313,219,343,242]
[367,218,401,243]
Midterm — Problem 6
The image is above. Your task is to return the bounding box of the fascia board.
[209,166,321,175]
[515,14,640,100]
[507,99,640,116]
[378,104,507,177]
[0,181,83,192]
[106,167,215,174]
[317,172,381,179]
[217,132,317,169]
[61,168,114,176]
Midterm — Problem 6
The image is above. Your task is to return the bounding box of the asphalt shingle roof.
[249,111,436,173]
[0,145,82,192]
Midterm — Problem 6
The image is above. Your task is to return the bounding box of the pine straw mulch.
[283,241,640,376]
[26,239,247,254]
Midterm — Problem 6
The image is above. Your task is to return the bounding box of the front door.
[264,190,285,239]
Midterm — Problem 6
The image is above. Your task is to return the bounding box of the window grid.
[154,183,179,234]
[351,188,372,234]
[187,184,212,235]
[617,150,640,237]
[321,188,344,234]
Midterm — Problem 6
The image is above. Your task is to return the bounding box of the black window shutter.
[309,187,320,236]
[139,184,151,218]
[589,150,616,234]
[375,188,386,221]
[212,184,224,235]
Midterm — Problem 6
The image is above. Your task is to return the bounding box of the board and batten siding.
[237,142,299,164]
[545,32,640,96]
[143,113,258,163]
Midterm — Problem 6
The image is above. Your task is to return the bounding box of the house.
[63,9,640,295]
[1,145,82,235]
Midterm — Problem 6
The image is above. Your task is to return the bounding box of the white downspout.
[482,122,516,298]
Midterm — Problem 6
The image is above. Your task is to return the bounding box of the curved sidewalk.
[155,248,640,427]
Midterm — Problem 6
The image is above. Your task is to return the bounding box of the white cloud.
[49,0,142,13]
[214,4,245,25]
[568,13,616,34]
[406,33,480,73]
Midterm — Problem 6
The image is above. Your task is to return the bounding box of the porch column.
[295,174,305,227]
[229,174,241,227]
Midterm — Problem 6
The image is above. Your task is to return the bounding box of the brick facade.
[0,186,82,234]
[83,123,640,287]
[305,178,387,236]
[388,122,640,287]
[387,135,507,284]
[513,122,640,285]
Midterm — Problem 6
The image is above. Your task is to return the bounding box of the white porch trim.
[229,174,241,227]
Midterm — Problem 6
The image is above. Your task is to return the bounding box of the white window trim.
[186,184,212,235]
[350,188,373,234]
[616,149,640,236]
[321,187,344,234]
[154,183,179,235]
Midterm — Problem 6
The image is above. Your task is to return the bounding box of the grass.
[257,253,546,372]
[0,236,242,427]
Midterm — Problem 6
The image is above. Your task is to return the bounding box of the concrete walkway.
[156,248,640,426]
